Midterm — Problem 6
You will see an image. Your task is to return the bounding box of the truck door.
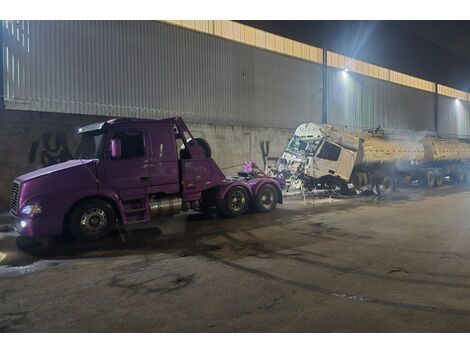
[313,140,356,182]
[312,140,341,178]
[100,128,150,199]
[148,123,180,195]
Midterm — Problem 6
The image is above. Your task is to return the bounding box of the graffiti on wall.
[29,132,72,167]
[259,140,278,170]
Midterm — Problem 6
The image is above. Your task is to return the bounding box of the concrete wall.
[0,109,292,209]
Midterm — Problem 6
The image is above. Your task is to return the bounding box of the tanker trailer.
[270,123,470,194]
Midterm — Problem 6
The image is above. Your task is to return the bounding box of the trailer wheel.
[69,199,116,241]
[253,184,278,213]
[217,186,249,218]
[422,171,436,188]
[381,175,394,195]
[457,168,465,183]
[435,170,443,187]
[465,169,470,183]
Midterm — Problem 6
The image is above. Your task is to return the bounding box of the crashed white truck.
[269,122,470,194]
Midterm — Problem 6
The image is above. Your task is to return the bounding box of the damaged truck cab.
[10,117,282,240]
[272,122,470,194]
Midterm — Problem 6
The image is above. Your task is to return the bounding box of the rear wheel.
[217,186,249,218]
[421,171,436,188]
[456,168,465,183]
[465,169,470,183]
[253,184,278,213]
[381,175,395,195]
[435,170,443,187]
[69,199,116,241]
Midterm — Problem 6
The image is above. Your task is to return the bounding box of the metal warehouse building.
[1,20,470,206]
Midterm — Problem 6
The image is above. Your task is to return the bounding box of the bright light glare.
[20,220,27,228]
[455,99,460,104]
[342,69,348,78]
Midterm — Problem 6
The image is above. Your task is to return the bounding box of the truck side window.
[113,130,145,158]
[317,141,341,161]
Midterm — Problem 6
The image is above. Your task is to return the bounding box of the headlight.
[20,204,42,215]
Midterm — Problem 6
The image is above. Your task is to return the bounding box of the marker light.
[20,204,42,215]
[20,220,27,228]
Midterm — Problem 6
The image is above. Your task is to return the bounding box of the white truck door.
[336,149,357,181]
[312,140,356,182]
[312,140,342,178]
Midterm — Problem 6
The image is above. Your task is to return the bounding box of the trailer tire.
[253,184,278,213]
[217,186,249,218]
[423,171,436,188]
[69,199,116,241]
[465,169,470,183]
[435,170,443,187]
[380,175,394,195]
[457,168,465,183]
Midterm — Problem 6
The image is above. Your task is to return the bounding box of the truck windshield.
[75,131,106,159]
[286,136,320,155]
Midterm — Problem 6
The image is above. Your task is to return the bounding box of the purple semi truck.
[9,117,282,241]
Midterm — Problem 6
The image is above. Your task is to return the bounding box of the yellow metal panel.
[285,39,293,56]
[213,20,224,36]
[301,43,309,60]
[275,36,284,53]
[232,22,242,43]
[255,29,266,48]
[293,41,302,57]
[221,21,233,40]
[243,25,256,46]
[265,32,276,51]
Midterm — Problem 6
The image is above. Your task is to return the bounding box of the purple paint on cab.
[9,117,282,238]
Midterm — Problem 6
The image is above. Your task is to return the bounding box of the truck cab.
[273,122,359,190]
[10,117,282,241]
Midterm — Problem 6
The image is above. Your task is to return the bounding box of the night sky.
[239,21,470,92]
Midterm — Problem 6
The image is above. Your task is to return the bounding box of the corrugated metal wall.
[2,20,322,129]
[438,96,470,137]
[327,67,435,132]
[3,20,470,137]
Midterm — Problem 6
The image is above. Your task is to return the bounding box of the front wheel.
[217,186,249,218]
[69,199,116,241]
[253,184,278,213]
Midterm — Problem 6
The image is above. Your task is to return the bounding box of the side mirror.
[110,138,122,159]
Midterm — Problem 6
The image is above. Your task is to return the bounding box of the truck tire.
[422,171,435,188]
[253,184,278,213]
[69,199,116,241]
[381,175,394,195]
[435,170,443,187]
[465,169,470,183]
[217,186,249,218]
[457,168,465,183]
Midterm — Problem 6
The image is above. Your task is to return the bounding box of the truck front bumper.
[10,213,63,238]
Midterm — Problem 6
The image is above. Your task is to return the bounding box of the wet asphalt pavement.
[2,184,470,332]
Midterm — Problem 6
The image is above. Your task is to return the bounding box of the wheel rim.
[80,208,108,235]
[259,188,275,209]
[230,190,246,212]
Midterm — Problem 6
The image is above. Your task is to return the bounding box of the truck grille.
[10,181,20,214]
